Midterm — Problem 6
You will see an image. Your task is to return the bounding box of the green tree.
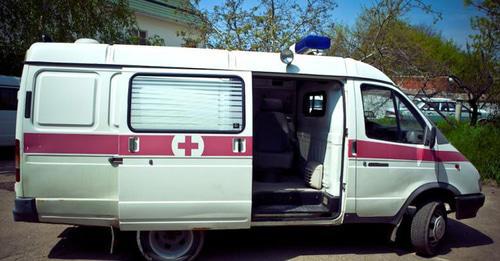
[447,0,499,125]
[188,0,337,52]
[0,0,164,76]
[329,0,452,78]
[449,48,498,125]
[327,0,468,124]
[465,0,499,59]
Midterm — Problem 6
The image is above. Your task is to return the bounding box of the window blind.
[130,75,244,132]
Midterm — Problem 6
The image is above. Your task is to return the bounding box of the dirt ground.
[0,158,498,261]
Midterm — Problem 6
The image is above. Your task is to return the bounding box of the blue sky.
[198,0,482,48]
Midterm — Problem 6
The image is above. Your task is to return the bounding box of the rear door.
[117,68,253,231]
[21,68,120,225]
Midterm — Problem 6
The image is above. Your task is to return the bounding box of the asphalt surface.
[0,156,498,261]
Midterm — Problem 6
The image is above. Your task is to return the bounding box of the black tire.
[410,201,447,256]
[137,230,205,261]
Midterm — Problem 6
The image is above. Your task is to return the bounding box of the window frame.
[303,90,327,117]
[127,73,246,134]
[361,84,427,145]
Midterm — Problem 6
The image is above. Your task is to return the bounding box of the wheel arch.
[396,182,460,224]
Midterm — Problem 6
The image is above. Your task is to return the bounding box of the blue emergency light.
[294,35,331,54]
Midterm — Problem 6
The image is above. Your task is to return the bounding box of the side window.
[447,102,456,112]
[303,91,326,117]
[129,75,244,133]
[0,87,18,110]
[394,95,426,144]
[361,85,426,144]
[361,86,399,142]
[440,102,449,111]
[421,102,438,111]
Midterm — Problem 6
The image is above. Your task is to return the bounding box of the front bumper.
[12,197,39,222]
[455,193,485,219]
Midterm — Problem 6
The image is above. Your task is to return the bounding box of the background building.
[129,0,200,47]
[394,76,467,101]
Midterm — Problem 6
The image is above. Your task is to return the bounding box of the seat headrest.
[261,98,283,112]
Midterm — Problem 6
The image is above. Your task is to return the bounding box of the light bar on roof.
[294,35,331,55]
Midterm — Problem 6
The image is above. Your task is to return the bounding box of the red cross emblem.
[172,135,204,157]
[177,136,198,156]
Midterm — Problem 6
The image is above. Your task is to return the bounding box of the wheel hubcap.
[429,215,446,245]
[149,231,194,259]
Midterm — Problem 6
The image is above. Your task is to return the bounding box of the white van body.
[0,75,20,146]
[14,41,484,259]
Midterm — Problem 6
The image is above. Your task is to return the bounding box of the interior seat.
[254,98,294,170]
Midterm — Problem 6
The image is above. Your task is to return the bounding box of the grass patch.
[436,120,500,184]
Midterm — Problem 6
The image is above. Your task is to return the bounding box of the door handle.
[232,138,246,153]
[351,140,357,156]
[367,162,389,167]
[128,136,140,153]
[109,157,123,167]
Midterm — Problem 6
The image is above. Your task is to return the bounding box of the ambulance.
[13,36,485,260]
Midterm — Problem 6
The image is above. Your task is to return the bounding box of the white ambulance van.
[13,36,484,260]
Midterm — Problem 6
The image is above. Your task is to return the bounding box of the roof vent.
[74,38,99,44]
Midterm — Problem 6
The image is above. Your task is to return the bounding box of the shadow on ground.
[47,220,493,260]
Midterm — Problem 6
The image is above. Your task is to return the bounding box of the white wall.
[135,13,197,47]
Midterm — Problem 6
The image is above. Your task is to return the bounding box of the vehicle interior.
[251,76,344,221]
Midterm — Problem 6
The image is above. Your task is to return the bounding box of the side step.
[253,204,329,214]
[252,190,339,220]
[253,191,324,206]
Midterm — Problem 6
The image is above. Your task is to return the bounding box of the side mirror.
[424,126,437,149]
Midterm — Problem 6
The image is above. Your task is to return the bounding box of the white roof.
[25,42,394,84]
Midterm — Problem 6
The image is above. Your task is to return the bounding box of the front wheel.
[137,230,205,261]
[410,201,447,256]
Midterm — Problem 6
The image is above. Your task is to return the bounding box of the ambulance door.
[117,69,253,231]
[22,68,120,225]
[353,82,437,217]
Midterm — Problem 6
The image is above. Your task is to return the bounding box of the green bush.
[436,120,500,183]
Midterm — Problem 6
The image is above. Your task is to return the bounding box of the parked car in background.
[0,75,20,147]
[415,98,490,123]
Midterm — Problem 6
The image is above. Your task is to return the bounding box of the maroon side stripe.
[24,133,252,157]
[202,136,253,156]
[118,135,174,156]
[24,133,118,154]
[349,140,467,162]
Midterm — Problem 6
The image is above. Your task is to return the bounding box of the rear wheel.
[137,230,204,261]
[410,201,447,256]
